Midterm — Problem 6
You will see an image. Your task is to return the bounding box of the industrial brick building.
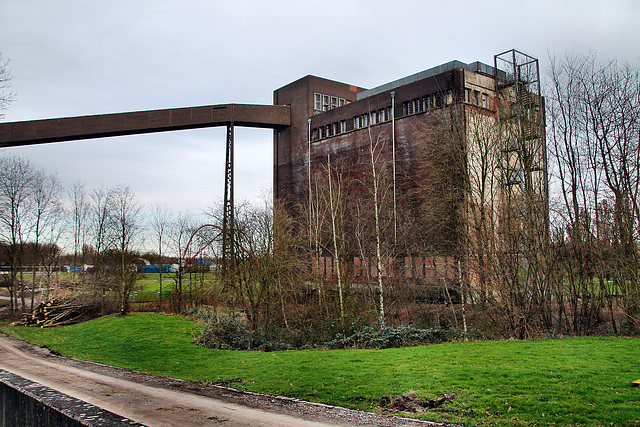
[273,49,547,291]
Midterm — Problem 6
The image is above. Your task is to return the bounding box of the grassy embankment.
[2,313,638,426]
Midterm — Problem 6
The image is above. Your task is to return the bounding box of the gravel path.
[0,332,449,426]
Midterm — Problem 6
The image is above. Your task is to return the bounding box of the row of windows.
[312,120,349,140]
[464,88,489,108]
[401,91,453,117]
[310,90,455,141]
[354,107,391,129]
[314,93,348,112]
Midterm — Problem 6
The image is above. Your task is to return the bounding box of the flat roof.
[357,60,504,100]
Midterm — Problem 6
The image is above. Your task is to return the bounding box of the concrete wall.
[0,369,142,427]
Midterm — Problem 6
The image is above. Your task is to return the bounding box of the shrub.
[188,308,463,351]
[326,325,454,349]
[188,308,291,351]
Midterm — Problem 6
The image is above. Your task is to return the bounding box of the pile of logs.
[22,298,92,327]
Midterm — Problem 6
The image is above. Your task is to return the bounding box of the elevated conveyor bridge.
[0,103,291,261]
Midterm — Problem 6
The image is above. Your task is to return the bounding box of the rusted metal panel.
[0,104,290,148]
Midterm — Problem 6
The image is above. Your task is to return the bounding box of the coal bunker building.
[273,49,547,300]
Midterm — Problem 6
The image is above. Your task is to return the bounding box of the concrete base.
[0,369,143,426]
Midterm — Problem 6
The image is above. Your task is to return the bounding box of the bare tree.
[90,187,113,270]
[322,155,350,322]
[463,109,502,307]
[108,185,142,314]
[354,129,395,326]
[209,197,304,332]
[546,53,606,334]
[0,154,35,313]
[230,201,276,330]
[546,53,640,334]
[0,53,15,119]
[150,203,170,308]
[452,90,552,339]
[68,181,89,281]
[167,211,195,312]
[581,58,640,333]
[305,164,330,317]
[270,200,306,330]
[39,235,63,298]
[26,169,63,310]
[402,108,468,331]
[89,186,114,314]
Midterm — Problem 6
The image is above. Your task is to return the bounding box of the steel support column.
[222,123,235,263]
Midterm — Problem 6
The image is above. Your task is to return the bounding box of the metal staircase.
[494,49,545,197]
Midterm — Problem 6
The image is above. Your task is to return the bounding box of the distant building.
[137,264,179,274]
[64,265,93,273]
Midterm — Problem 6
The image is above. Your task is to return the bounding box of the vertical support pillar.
[391,91,397,245]
[307,118,312,246]
[222,122,235,263]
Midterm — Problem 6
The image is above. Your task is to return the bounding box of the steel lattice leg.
[222,123,234,263]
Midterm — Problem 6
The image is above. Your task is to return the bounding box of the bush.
[325,325,454,349]
[188,308,463,351]
[188,308,291,351]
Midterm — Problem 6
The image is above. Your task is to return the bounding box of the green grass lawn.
[2,313,639,426]
[132,273,217,302]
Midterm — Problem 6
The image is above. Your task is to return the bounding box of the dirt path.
[0,333,444,426]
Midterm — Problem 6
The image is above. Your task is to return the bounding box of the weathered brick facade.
[273,54,547,292]
[273,62,500,274]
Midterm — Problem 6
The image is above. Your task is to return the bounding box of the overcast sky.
[1,0,638,219]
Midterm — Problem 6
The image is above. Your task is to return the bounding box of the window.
[482,93,488,108]
[371,111,377,125]
[402,101,410,116]
[473,90,480,106]
[379,108,387,122]
[326,124,332,137]
[323,95,330,111]
[425,95,432,110]
[312,128,319,141]
[340,120,347,133]
[413,98,421,113]
[319,126,324,138]
[314,93,322,111]
[445,92,453,105]
[354,116,361,129]
[314,93,345,111]
[362,113,369,127]
[333,122,339,135]
[464,88,471,103]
